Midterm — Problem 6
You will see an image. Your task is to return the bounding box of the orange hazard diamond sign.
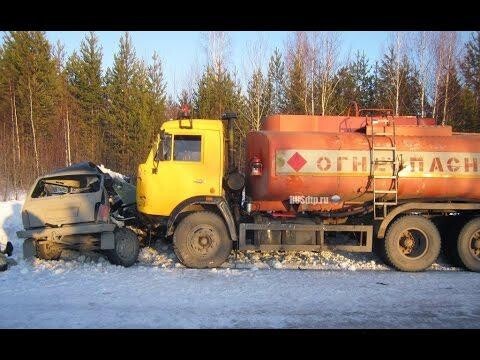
[287,152,307,172]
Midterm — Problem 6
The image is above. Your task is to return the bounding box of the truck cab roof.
[161,119,224,132]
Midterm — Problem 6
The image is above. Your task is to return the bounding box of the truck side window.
[173,135,201,162]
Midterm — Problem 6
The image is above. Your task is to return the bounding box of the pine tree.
[193,66,241,119]
[330,66,355,115]
[103,32,166,176]
[1,31,60,181]
[193,64,243,167]
[460,31,480,131]
[285,53,307,114]
[330,51,375,115]
[350,51,375,109]
[104,32,143,174]
[267,48,287,113]
[377,46,421,116]
[147,51,167,143]
[242,68,272,131]
[66,31,104,163]
[52,40,73,166]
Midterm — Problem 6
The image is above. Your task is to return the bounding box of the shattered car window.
[31,175,101,198]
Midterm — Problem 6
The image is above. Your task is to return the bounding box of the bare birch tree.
[241,34,271,130]
[431,32,459,124]
[411,31,433,117]
[202,31,231,78]
[316,32,342,116]
[28,78,39,176]
[441,32,459,125]
[285,32,309,114]
[389,32,406,116]
[9,84,17,199]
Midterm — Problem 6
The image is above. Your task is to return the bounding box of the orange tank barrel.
[246,115,480,212]
[263,114,436,133]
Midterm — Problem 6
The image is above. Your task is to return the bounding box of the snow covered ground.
[1,197,480,328]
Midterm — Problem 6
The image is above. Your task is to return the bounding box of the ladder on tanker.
[370,118,399,220]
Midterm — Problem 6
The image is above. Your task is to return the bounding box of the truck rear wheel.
[173,211,232,268]
[456,218,480,272]
[384,215,441,272]
[105,228,140,267]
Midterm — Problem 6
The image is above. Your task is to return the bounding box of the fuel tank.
[246,115,480,212]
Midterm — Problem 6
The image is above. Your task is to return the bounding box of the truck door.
[147,130,222,216]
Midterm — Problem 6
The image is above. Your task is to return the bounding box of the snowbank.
[0,198,25,261]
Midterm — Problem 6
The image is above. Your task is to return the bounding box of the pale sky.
[42,31,472,99]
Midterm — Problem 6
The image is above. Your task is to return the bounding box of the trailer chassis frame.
[238,223,372,252]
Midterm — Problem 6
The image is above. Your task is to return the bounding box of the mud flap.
[101,231,115,250]
[23,239,37,259]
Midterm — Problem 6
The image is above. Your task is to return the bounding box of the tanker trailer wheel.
[384,215,441,272]
[36,241,63,261]
[456,218,480,272]
[173,211,232,268]
[105,228,140,267]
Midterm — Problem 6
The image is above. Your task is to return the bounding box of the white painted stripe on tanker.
[276,150,480,178]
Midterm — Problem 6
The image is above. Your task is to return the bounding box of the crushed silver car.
[16,162,139,267]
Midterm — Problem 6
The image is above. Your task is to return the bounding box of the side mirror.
[154,147,164,162]
[154,130,166,162]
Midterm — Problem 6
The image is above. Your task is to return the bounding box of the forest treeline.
[1,31,480,199]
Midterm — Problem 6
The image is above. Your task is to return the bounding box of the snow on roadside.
[0,197,462,274]
[0,198,25,261]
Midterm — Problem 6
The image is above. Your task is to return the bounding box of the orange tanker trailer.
[240,110,480,272]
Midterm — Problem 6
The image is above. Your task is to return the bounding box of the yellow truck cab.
[137,118,225,216]
[136,114,242,268]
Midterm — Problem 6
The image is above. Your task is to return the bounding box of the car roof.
[44,162,104,178]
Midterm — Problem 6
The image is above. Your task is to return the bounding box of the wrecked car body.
[16,162,139,267]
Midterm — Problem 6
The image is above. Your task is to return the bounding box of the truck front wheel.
[173,211,232,268]
[457,218,480,272]
[384,215,441,272]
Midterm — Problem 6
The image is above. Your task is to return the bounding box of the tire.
[105,228,140,267]
[384,215,441,272]
[456,218,480,272]
[36,241,63,260]
[173,211,232,268]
